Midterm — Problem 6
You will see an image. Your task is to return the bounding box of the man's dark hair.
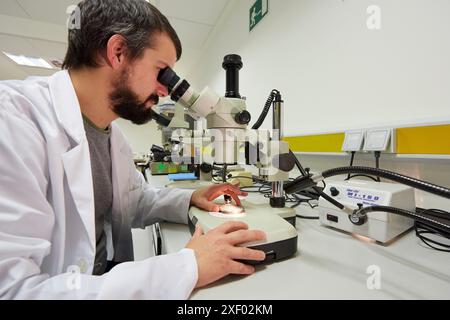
[63,0,182,69]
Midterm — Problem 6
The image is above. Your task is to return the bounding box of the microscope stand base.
[188,201,298,264]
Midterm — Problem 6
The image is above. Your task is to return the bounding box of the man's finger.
[206,190,225,201]
[227,260,256,275]
[226,229,266,246]
[203,201,220,212]
[192,225,203,238]
[207,189,246,203]
[224,183,248,196]
[215,221,248,234]
[229,246,266,262]
[226,187,248,198]
[229,193,242,207]
[213,183,248,197]
[206,190,242,207]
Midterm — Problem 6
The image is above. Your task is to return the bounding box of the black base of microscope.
[188,217,298,265]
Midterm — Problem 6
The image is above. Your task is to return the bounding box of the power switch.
[327,214,339,223]
[264,251,276,262]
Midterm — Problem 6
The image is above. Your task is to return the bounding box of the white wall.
[187,0,450,209]
[114,118,162,155]
[187,0,450,136]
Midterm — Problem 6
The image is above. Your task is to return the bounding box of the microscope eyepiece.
[157,67,180,92]
[222,54,243,69]
[157,67,191,103]
[171,80,191,102]
[222,54,243,99]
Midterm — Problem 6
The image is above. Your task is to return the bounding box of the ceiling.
[0,0,230,80]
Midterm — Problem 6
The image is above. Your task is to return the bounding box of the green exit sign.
[249,0,269,31]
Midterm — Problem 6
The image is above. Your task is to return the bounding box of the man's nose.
[156,82,169,97]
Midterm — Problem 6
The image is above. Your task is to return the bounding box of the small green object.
[157,163,166,173]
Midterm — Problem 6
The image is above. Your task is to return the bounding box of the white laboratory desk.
[145,175,450,300]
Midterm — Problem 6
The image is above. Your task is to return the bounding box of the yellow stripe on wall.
[283,133,345,153]
[396,124,450,154]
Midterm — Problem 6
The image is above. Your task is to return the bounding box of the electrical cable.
[312,187,344,210]
[353,205,450,252]
[292,195,319,219]
[354,205,450,233]
[288,149,334,213]
[251,89,280,130]
[296,214,319,220]
[415,218,450,252]
[346,151,355,180]
[345,151,381,182]
[285,166,450,200]
[289,149,308,176]
[347,174,379,182]
[322,167,450,199]
[374,151,381,182]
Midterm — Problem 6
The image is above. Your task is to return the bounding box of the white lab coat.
[0,70,197,299]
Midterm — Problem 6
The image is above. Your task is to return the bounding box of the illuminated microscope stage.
[188,200,298,264]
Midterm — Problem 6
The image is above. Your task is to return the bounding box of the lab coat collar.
[48,70,85,144]
[48,70,129,153]
[48,70,132,258]
[49,70,96,253]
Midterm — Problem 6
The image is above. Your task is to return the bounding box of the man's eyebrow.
[157,60,169,67]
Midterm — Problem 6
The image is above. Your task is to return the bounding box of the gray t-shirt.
[82,115,113,275]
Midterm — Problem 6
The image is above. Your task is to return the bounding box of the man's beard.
[109,70,159,125]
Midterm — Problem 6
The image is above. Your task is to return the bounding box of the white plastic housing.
[317,180,415,243]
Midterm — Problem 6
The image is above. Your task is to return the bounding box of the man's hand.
[186,221,266,288]
[190,183,248,212]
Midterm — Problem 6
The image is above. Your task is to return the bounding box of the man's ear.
[106,34,128,69]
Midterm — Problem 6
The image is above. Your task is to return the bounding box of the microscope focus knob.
[330,187,339,197]
[349,203,367,226]
[235,110,251,125]
[200,163,212,173]
[349,213,367,226]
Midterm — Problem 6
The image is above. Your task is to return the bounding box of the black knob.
[235,110,251,125]
[349,213,367,226]
[200,163,212,173]
[349,203,367,226]
[274,153,295,172]
[330,187,339,197]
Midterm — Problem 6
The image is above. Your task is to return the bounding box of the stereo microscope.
[157,54,298,264]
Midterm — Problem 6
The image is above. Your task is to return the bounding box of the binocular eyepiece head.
[157,53,244,101]
[157,67,191,103]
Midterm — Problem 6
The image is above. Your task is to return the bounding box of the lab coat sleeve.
[130,167,195,228]
[0,97,197,299]
[97,248,197,299]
